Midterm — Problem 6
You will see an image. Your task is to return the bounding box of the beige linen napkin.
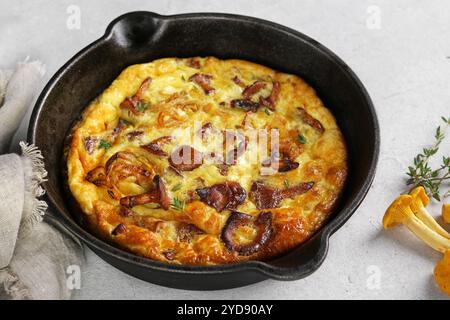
[0,59,84,300]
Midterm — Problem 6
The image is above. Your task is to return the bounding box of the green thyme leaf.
[284,180,290,188]
[264,108,271,116]
[298,134,307,144]
[171,198,179,210]
[119,118,132,126]
[405,116,450,199]
[170,197,186,211]
[98,139,111,150]
[136,101,150,112]
[171,183,183,192]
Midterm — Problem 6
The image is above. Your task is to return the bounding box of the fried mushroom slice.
[105,151,153,187]
[111,223,127,236]
[186,58,201,69]
[232,75,246,88]
[250,181,314,209]
[168,145,203,172]
[231,81,280,112]
[154,175,170,210]
[221,211,273,255]
[281,181,315,198]
[189,73,215,95]
[216,163,230,176]
[111,118,130,141]
[267,159,299,172]
[297,107,325,133]
[119,175,170,209]
[119,190,158,208]
[197,122,216,140]
[85,166,108,187]
[126,130,144,141]
[141,136,173,156]
[261,156,299,173]
[259,81,280,111]
[196,181,246,212]
[249,182,282,209]
[261,130,304,172]
[277,160,299,172]
[119,77,152,114]
[177,223,204,242]
[230,99,260,112]
[242,81,267,99]
[86,151,155,199]
[83,136,97,155]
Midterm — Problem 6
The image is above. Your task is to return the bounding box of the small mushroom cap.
[442,204,450,224]
[434,250,450,296]
[409,186,429,212]
[383,195,414,229]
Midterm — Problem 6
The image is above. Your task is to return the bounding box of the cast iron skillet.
[28,11,379,290]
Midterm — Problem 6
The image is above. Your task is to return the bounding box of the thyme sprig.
[171,183,183,192]
[135,101,150,112]
[406,116,450,201]
[170,197,186,211]
[298,134,307,144]
[98,139,111,150]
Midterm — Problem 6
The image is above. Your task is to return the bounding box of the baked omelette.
[67,57,347,265]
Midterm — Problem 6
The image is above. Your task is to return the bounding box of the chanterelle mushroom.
[383,194,450,253]
[384,189,450,297]
[409,186,450,239]
[442,203,450,224]
[434,250,450,296]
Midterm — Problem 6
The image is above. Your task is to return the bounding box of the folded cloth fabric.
[0,59,84,300]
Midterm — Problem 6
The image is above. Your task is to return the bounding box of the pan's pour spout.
[104,11,166,47]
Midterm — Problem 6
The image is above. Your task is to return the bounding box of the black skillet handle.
[257,231,330,281]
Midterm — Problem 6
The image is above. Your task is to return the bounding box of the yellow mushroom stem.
[415,207,450,239]
[409,187,450,240]
[400,214,450,253]
[383,195,450,253]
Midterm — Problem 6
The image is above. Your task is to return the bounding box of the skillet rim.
[28,11,380,280]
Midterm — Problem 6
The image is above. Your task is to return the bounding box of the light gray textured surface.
[1,0,450,299]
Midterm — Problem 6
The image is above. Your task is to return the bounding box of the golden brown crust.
[67,57,348,265]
